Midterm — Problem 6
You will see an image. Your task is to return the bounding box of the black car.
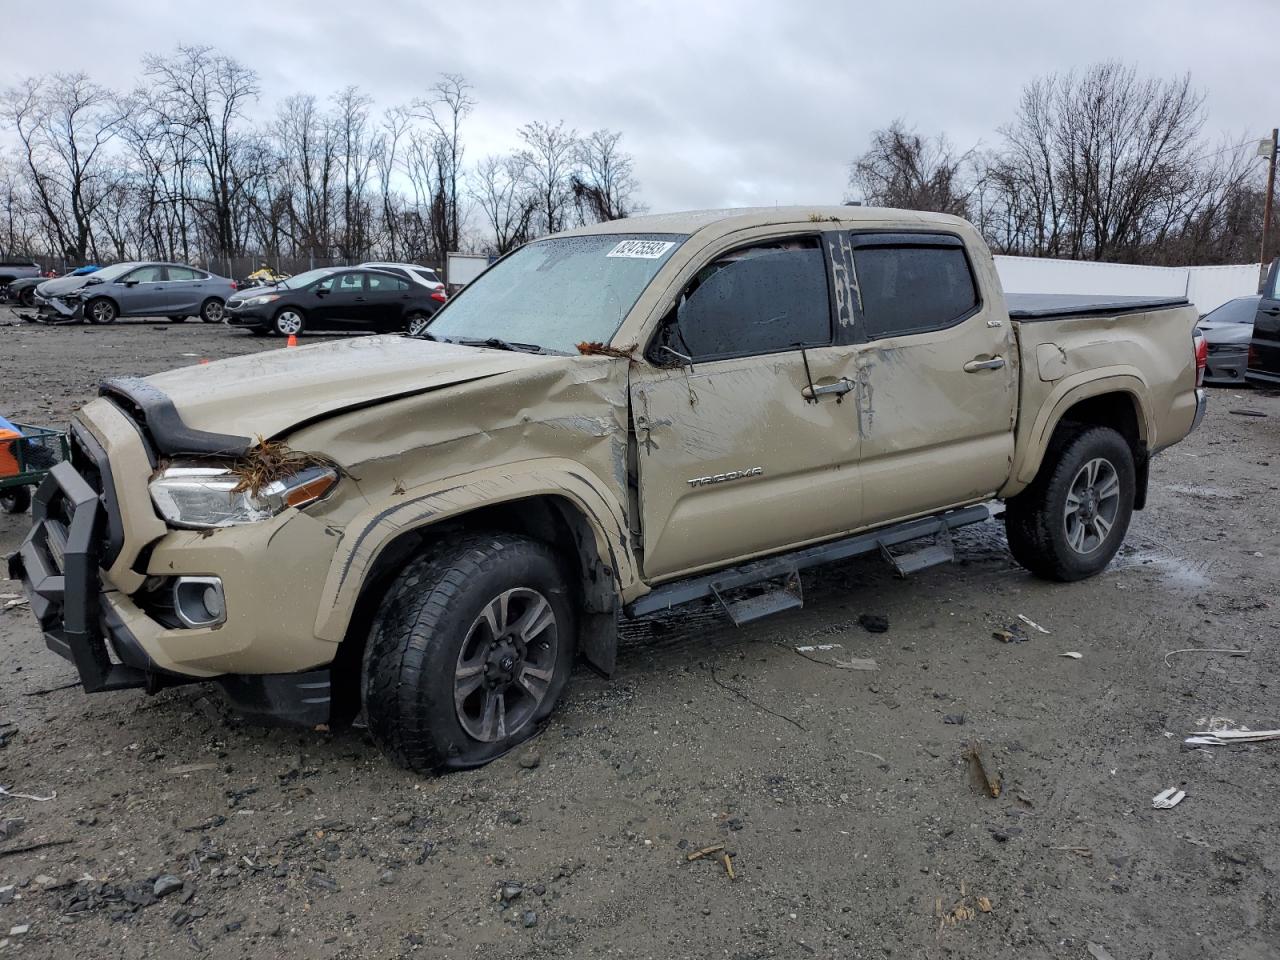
[223,267,441,336]
[1247,259,1280,386]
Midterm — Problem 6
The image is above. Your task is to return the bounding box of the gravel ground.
[1,309,1278,959]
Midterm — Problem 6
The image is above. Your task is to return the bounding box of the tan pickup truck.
[12,207,1208,772]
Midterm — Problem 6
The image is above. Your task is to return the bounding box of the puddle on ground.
[1165,483,1241,501]
[1114,543,1212,590]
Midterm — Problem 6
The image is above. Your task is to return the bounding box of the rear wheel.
[86,298,117,324]
[200,298,225,323]
[405,311,431,337]
[363,534,575,773]
[1,486,32,514]
[1005,425,1135,581]
[272,308,305,337]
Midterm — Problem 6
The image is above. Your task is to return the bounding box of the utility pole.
[1261,128,1278,268]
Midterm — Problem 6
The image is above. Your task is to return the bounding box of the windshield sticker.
[606,239,675,259]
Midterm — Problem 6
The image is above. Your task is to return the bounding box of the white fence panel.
[993,255,1261,315]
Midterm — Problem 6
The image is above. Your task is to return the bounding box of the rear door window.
[367,273,408,291]
[674,238,831,362]
[166,266,201,281]
[852,240,979,339]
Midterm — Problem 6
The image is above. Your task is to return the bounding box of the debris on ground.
[1016,614,1050,634]
[1086,941,1117,960]
[965,741,1001,798]
[993,626,1030,644]
[1059,652,1083,659]
[794,643,842,653]
[857,613,889,633]
[943,714,965,725]
[0,785,56,802]
[934,881,993,929]
[833,657,878,671]
[1162,646,1250,668]
[1228,409,1268,417]
[1185,728,1280,746]
[1153,787,1186,809]
[685,844,724,862]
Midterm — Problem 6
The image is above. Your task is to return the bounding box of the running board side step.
[626,505,990,619]
[710,567,803,626]
[879,522,954,577]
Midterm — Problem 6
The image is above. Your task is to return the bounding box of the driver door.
[113,264,168,316]
[629,232,863,581]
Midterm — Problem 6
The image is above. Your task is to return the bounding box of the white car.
[358,262,446,296]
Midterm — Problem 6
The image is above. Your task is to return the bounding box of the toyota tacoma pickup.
[10,207,1208,773]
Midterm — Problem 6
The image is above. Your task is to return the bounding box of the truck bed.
[1006,293,1189,320]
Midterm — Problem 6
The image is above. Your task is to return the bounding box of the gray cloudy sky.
[5,0,1274,215]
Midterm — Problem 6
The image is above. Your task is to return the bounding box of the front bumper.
[7,421,336,726]
[34,295,84,322]
[1204,349,1248,386]
[223,306,271,327]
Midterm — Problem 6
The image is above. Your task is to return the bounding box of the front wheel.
[272,308,305,337]
[19,287,36,308]
[1004,425,1135,582]
[167,315,188,323]
[363,534,575,773]
[85,298,117,324]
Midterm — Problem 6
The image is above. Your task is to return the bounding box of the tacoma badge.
[687,467,764,488]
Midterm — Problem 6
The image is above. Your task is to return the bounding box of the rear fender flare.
[1004,370,1152,493]
[314,460,636,643]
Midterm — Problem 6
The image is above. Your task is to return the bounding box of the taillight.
[431,290,448,303]
[1194,333,1208,387]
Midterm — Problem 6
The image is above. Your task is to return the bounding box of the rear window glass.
[854,244,978,338]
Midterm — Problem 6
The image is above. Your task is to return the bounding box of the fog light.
[173,576,226,629]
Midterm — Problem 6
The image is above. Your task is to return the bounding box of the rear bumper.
[1246,366,1280,386]
[1190,388,1208,432]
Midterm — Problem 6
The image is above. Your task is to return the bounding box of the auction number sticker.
[607,239,675,259]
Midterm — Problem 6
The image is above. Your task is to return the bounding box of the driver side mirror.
[315,287,329,297]
[123,280,139,287]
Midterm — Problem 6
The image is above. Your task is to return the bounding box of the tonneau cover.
[1007,293,1188,320]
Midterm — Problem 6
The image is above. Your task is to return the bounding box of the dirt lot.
[1,309,1278,959]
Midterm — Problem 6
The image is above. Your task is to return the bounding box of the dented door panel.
[631,348,861,580]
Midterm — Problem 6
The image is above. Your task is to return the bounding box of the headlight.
[242,294,280,307]
[149,463,338,528]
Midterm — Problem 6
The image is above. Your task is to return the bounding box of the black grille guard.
[8,461,149,692]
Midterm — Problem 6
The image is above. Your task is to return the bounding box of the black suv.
[223,267,442,337]
[1247,259,1280,386]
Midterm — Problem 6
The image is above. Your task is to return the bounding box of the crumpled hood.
[1197,321,1252,345]
[37,275,94,298]
[131,335,547,446]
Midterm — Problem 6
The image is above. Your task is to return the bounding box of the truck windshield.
[426,234,686,353]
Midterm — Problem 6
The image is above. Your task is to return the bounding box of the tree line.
[0,45,643,272]
[849,62,1268,266]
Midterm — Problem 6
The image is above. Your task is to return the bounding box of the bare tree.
[3,73,125,262]
[142,46,260,258]
[417,74,474,257]
[331,86,376,259]
[518,120,578,235]
[848,120,976,218]
[471,154,536,254]
[571,128,642,224]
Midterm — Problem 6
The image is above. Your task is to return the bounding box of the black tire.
[167,315,188,323]
[1005,425,1135,582]
[19,287,36,308]
[363,533,576,774]
[271,307,305,337]
[1,486,32,514]
[404,311,431,337]
[200,298,224,323]
[85,298,117,324]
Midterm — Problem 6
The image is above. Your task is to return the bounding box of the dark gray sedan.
[1197,295,1258,386]
[35,262,236,324]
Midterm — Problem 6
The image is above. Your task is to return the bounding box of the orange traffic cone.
[286,334,298,348]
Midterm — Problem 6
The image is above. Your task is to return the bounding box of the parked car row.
[6,259,449,336]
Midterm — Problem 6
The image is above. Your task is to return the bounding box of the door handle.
[801,377,855,400]
[964,357,1006,373]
